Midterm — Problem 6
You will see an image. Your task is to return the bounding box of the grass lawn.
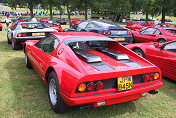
[0,23,176,117]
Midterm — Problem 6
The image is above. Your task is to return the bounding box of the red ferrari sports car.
[126,21,141,26]
[24,32,163,113]
[39,18,49,23]
[132,27,176,43]
[125,24,144,30]
[69,18,82,28]
[45,21,63,32]
[126,41,176,81]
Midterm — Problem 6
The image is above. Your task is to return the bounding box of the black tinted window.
[163,41,176,52]
[143,28,156,34]
[35,35,59,53]
[154,29,161,35]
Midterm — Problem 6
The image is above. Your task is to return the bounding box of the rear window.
[21,23,49,29]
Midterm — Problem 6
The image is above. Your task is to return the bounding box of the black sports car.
[64,20,133,44]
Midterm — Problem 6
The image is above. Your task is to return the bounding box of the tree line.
[2,0,176,23]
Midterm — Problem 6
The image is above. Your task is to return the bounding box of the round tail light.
[87,82,95,91]
[154,73,160,80]
[78,83,86,92]
[95,81,103,89]
[102,31,106,35]
[22,33,26,37]
[107,31,111,35]
[18,33,22,37]
[149,74,154,81]
[143,75,149,82]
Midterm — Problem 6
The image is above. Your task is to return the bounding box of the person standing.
[5,17,10,29]
[31,16,37,22]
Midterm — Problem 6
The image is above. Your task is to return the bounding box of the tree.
[41,0,60,20]
[153,0,173,23]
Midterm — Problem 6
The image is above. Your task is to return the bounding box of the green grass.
[0,23,176,117]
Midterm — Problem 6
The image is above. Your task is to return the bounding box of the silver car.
[7,22,57,50]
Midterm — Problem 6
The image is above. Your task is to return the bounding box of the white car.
[7,22,57,50]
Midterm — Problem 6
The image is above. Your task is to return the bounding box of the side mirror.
[153,42,160,48]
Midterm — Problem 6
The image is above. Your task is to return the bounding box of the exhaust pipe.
[148,90,158,94]
[80,104,92,110]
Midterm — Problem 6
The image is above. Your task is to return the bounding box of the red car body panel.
[126,24,143,30]
[132,27,176,42]
[126,42,176,81]
[0,23,3,30]
[126,21,141,26]
[39,18,49,23]
[69,18,82,28]
[24,32,163,107]
[46,23,63,32]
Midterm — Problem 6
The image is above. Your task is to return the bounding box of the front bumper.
[60,82,163,107]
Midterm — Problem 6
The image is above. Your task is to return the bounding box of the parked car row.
[4,17,176,114]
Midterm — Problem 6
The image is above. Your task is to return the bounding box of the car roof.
[51,32,112,43]
[85,20,125,29]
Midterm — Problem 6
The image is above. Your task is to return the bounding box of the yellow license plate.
[114,37,125,41]
[32,33,45,36]
[118,76,133,91]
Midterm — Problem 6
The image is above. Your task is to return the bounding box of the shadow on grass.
[4,57,137,117]
[0,39,14,52]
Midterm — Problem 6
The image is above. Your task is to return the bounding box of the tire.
[7,35,11,44]
[48,71,71,114]
[25,49,32,69]
[12,39,20,50]
[133,48,145,58]
[132,34,136,43]
[157,39,166,44]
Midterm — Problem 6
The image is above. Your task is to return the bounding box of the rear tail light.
[77,81,104,92]
[127,31,132,35]
[18,33,26,37]
[154,73,160,80]
[18,33,22,37]
[102,31,106,35]
[143,75,149,82]
[107,31,111,35]
[87,82,95,91]
[143,73,160,82]
[149,74,154,81]
[22,33,26,37]
[78,83,86,92]
[95,81,103,89]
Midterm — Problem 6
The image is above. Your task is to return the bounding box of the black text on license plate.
[118,76,133,91]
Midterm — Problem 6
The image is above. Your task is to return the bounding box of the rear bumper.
[60,82,163,107]
[109,36,133,44]
[13,37,44,44]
